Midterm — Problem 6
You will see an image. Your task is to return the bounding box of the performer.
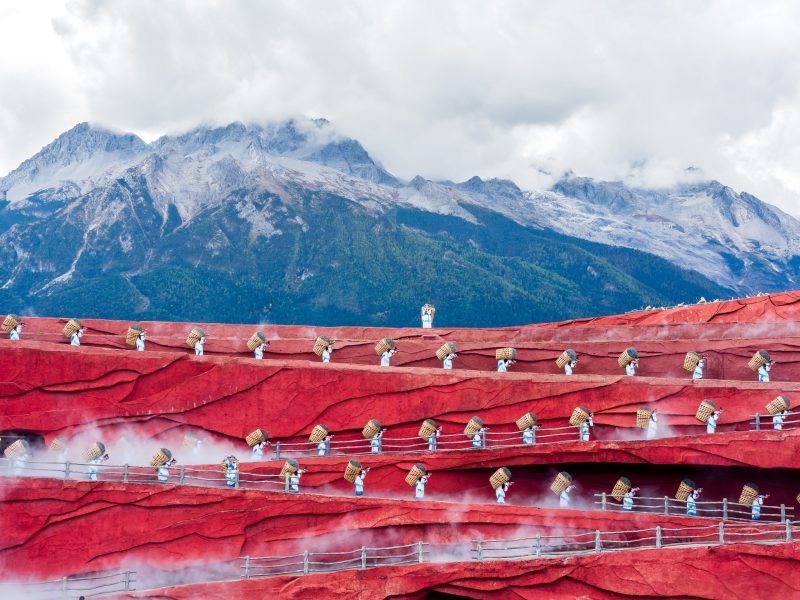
[223,455,239,488]
[135,330,146,351]
[560,484,575,508]
[71,326,86,347]
[251,440,270,460]
[751,493,769,520]
[87,453,109,482]
[579,413,594,442]
[706,408,723,434]
[380,347,397,367]
[497,359,515,373]
[686,487,702,516]
[472,426,488,449]
[622,487,640,512]
[322,343,333,363]
[522,424,538,445]
[421,306,434,328]
[317,434,333,456]
[625,358,639,376]
[646,409,659,440]
[693,357,705,380]
[157,457,176,483]
[9,322,23,341]
[371,428,386,454]
[773,409,788,431]
[415,473,431,500]
[191,438,203,458]
[289,468,306,493]
[442,352,457,370]
[428,426,442,451]
[254,340,269,360]
[194,335,206,356]
[564,359,577,375]
[758,361,773,382]
[12,451,32,477]
[495,480,513,505]
[354,467,369,496]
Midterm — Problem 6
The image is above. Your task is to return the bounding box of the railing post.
[755,413,761,431]
[535,534,542,557]
[594,530,601,553]
[243,556,250,579]
[663,496,669,516]
[476,538,483,561]
[123,464,129,483]
[179,465,185,485]
[417,541,424,563]
[303,550,310,574]
[62,576,68,592]
[361,546,367,569]
[64,461,70,479]
[124,570,131,591]
[275,441,281,459]
[601,492,607,511]
[284,476,290,493]
[234,470,240,489]
[722,498,728,520]
[781,504,787,523]
[655,526,662,549]
[786,520,793,542]
[481,430,486,449]
[719,522,725,544]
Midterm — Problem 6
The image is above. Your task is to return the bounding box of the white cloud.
[1,0,799,212]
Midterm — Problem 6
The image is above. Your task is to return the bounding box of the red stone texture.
[111,542,800,600]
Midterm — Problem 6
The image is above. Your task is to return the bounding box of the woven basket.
[246,429,268,447]
[695,400,716,423]
[766,395,790,415]
[344,459,362,483]
[569,406,590,427]
[126,324,144,346]
[362,419,381,439]
[309,424,329,443]
[617,347,638,368]
[748,350,770,371]
[636,407,653,429]
[279,459,299,480]
[675,479,696,501]
[313,335,331,356]
[611,477,632,502]
[149,448,172,467]
[464,416,484,438]
[436,342,457,361]
[182,432,198,449]
[418,419,438,440]
[3,439,30,459]
[420,304,436,319]
[495,348,517,361]
[63,318,82,338]
[515,412,537,431]
[1,314,20,334]
[247,332,266,351]
[374,338,395,356]
[82,442,106,462]
[683,352,701,372]
[186,327,205,348]
[556,349,577,369]
[739,483,759,506]
[796,492,800,505]
[405,463,427,486]
[550,471,573,496]
[49,436,68,453]
[489,467,512,489]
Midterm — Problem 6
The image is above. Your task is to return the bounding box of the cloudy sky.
[1,1,800,212]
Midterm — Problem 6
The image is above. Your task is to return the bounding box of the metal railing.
[593,493,794,523]
[750,410,800,431]
[0,570,135,599]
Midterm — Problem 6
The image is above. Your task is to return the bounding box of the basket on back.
[636,407,653,429]
[374,338,395,355]
[766,395,790,415]
[695,400,716,423]
[150,448,172,467]
[362,419,382,439]
[617,347,638,368]
[515,412,537,430]
[63,318,82,338]
[186,327,205,348]
[796,492,800,505]
[489,467,511,489]
[556,349,577,369]
[126,324,144,346]
[246,429,268,447]
[675,479,696,501]
[49,436,68,453]
[3,439,30,459]
[739,483,759,506]
[495,348,516,361]
[182,432,198,449]
[569,406,591,426]
[247,332,266,351]
[436,342,457,361]
[418,419,438,439]
[550,471,573,495]
[683,352,701,372]
[748,350,770,371]
[405,463,427,486]
[344,459,362,483]
[309,424,329,443]
[279,459,299,480]
[464,416,484,438]
[1,314,20,334]
[313,335,331,356]
[83,442,106,462]
[611,477,632,502]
